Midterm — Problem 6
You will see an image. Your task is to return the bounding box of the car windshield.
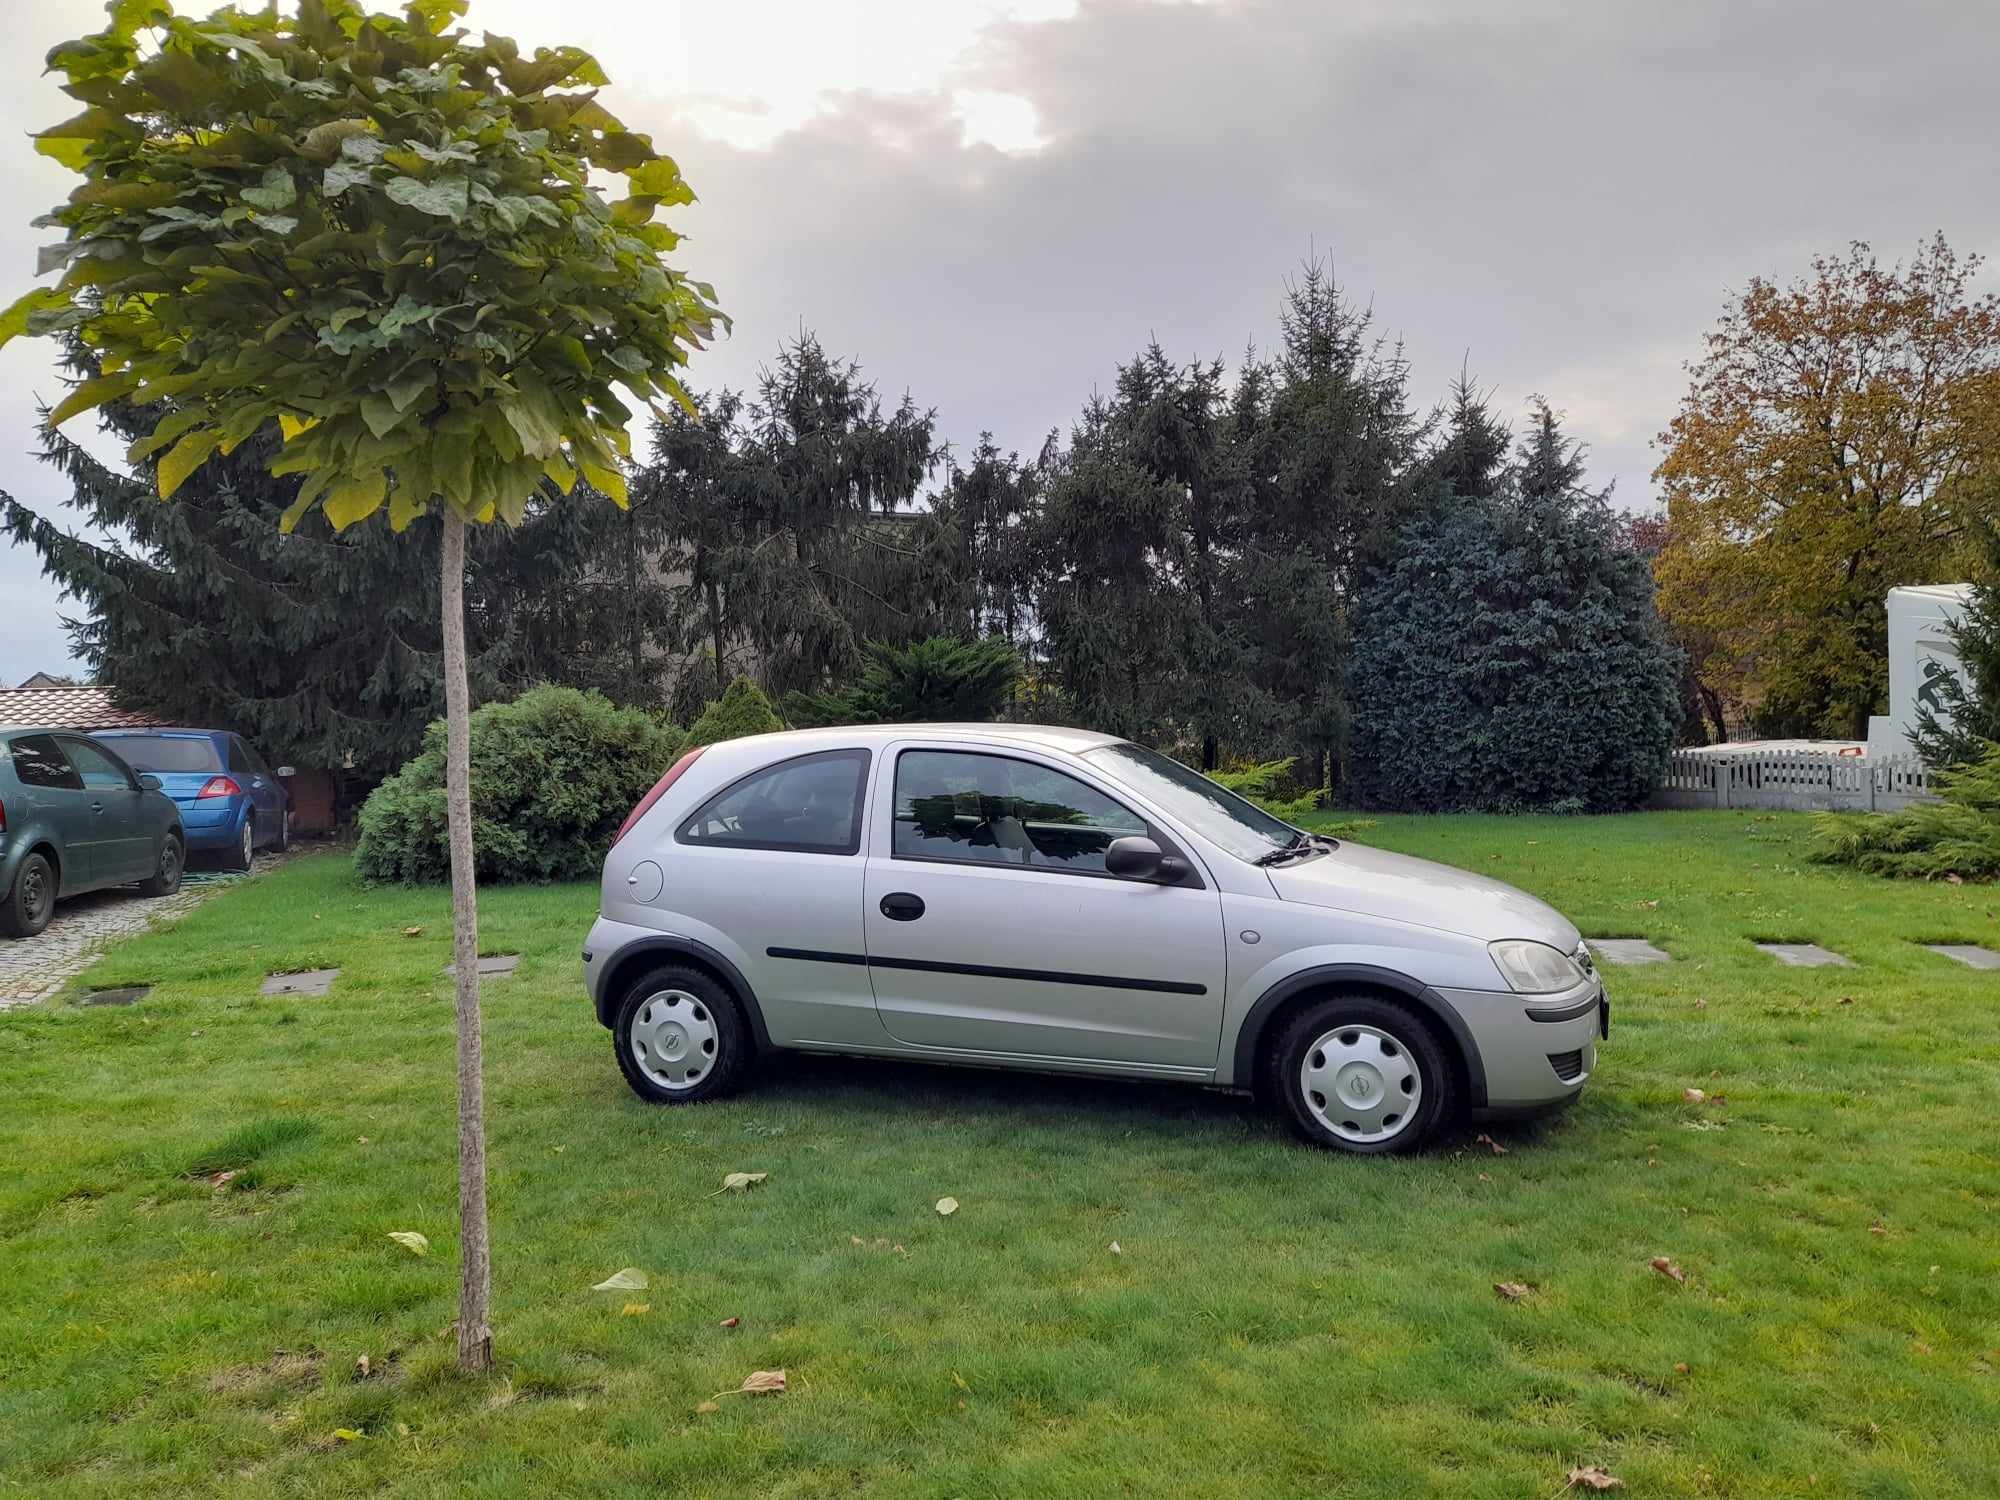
[1083,743,1298,862]
[98,734,221,773]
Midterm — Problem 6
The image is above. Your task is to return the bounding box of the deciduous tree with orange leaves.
[1654,235,2000,739]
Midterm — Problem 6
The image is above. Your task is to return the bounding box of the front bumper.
[1435,978,1605,1111]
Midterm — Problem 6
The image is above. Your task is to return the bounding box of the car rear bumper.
[175,799,248,849]
[1435,980,1605,1110]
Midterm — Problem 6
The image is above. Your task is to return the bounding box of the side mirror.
[275,766,296,778]
[1104,835,1164,880]
[138,773,162,791]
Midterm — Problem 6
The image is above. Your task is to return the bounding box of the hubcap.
[242,821,254,864]
[629,989,719,1091]
[1300,1023,1422,1144]
[161,842,180,886]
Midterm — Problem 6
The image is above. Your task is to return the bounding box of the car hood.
[1266,841,1582,948]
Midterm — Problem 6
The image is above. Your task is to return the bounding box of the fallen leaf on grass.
[1635,899,1659,910]
[720,1316,740,1328]
[1108,1241,1122,1255]
[333,1428,364,1442]
[209,1170,239,1189]
[1477,1172,1493,1183]
[402,926,423,937]
[709,1172,768,1196]
[936,1196,959,1216]
[1693,998,1707,1011]
[1564,1464,1622,1491]
[695,1400,720,1415]
[1493,1282,1532,1301]
[620,1303,650,1317]
[951,1370,971,1392]
[592,1267,648,1292]
[1682,1088,1706,1103]
[705,1369,786,1402]
[1868,1221,1887,1235]
[1650,1256,1687,1285]
[355,1355,371,1379]
[1475,1134,1508,1156]
[1673,1362,1690,1374]
[387,1231,429,1257]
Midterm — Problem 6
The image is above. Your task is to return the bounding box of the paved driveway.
[0,856,285,1009]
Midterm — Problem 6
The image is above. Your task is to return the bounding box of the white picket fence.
[1651,749,1936,812]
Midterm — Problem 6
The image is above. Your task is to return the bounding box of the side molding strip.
[767,946,1207,997]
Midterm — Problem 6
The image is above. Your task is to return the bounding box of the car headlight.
[1488,939,1585,995]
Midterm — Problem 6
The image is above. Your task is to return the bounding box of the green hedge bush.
[355,685,682,884]
[681,676,784,750]
[1809,742,2000,880]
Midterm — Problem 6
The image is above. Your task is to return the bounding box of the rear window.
[98,734,222,773]
[8,734,82,790]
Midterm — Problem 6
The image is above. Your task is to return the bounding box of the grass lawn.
[2,810,1997,1497]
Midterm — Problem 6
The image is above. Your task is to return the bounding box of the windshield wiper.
[1253,829,1318,866]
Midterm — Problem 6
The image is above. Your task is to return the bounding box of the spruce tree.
[1911,520,2000,766]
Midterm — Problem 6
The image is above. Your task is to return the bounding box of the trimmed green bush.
[681,676,784,750]
[1809,742,2000,880]
[1207,756,1324,824]
[356,685,681,884]
[785,636,1021,726]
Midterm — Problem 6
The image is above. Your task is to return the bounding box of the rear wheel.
[1267,992,1456,1155]
[1,851,57,938]
[139,835,184,898]
[221,814,254,873]
[274,806,291,852]
[612,964,750,1104]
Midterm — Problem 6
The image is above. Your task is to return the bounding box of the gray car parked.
[582,725,1607,1154]
[1,728,185,938]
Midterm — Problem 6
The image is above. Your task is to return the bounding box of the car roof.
[713,722,1125,757]
[1,725,118,739]
[91,727,226,738]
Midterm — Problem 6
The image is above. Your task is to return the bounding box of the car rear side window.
[678,750,870,854]
[8,734,82,791]
[892,750,1147,874]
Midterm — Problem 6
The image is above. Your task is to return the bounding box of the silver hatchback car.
[582,724,1606,1154]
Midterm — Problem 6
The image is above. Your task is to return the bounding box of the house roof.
[0,685,168,731]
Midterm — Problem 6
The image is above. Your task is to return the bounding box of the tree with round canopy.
[3,0,724,1371]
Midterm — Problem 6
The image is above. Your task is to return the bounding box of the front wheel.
[612,964,750,1105]
[138,834,184,898]
[1268,993,1456,1155]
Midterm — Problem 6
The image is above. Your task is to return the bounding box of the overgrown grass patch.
[2,813,1997,1496]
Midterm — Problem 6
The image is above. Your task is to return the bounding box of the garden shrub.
[681,676,784,750]
[1208,756,1325,823]
[1347,495,1680,812]
[1809,742,2000,880]
[785,636,1020,726]
[356,685,682,884]
[1911,521,2000,769]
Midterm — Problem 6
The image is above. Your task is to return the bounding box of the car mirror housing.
[275,765,296,778]
[138,773,163,791]
[1104,835,1164,880]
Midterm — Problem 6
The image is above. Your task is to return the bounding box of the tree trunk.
[439,506,493,1373]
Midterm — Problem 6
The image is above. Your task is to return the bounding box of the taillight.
[614,747,706,847]
[198,776,242,799]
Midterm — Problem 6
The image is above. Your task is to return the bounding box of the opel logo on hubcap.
[1349,1076,1372,1099]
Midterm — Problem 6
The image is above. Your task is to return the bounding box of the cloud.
[2,0,1996,681]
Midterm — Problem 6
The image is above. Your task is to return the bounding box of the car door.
[658,746,885,1049]
[60,737,155,883]
[7,734,97,890]
[863,743,1228,1072]
[228,736,285,843]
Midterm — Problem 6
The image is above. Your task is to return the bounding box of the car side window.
[892,750,1148,874]
[240,739,274,777]
[62,738,137,792]
[678,750,870,854]
[8,734,83,791]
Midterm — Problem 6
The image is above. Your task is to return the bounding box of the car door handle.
[879,892,926,922]
[90,800,104,814]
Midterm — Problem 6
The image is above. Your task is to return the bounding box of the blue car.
[91,729,292,871]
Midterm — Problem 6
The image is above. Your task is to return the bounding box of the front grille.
[1547,1049,1585,1082]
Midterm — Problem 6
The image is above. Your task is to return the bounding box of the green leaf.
[324,161,374,197]
[385,174,470,221]
[360,394,403,440]
[46,372,138,430]
[299,117,374,161]
[157,429,221,499]
[324,470,389,529]
[579,459,628,507]
[500,392,563,458]
[386,367,436,413]
[341,133,388,164]
[256,215,299,237]
[605,345,649,375]
[0,288,70,349]
[626,157,694,206]
[241,166,297,212]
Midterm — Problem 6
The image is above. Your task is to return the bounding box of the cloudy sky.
[2,0,1996,683]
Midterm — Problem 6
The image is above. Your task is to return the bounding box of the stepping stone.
[442,954,520,980]
[1591,939,1671,965]
[1925,944,2000,971]
[79,985,151,1007]
[261,968,340,996]
[1755,943,1852,969]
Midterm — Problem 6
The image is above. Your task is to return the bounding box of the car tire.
[612,964,750,1105]
[222,815,254,873]
[138,834,184,898]
[274,807,291,852]
[1,851,58,939]
[1267,992,1456,1155]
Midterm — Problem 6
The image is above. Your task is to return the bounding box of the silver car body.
[582,724,1604,1117]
